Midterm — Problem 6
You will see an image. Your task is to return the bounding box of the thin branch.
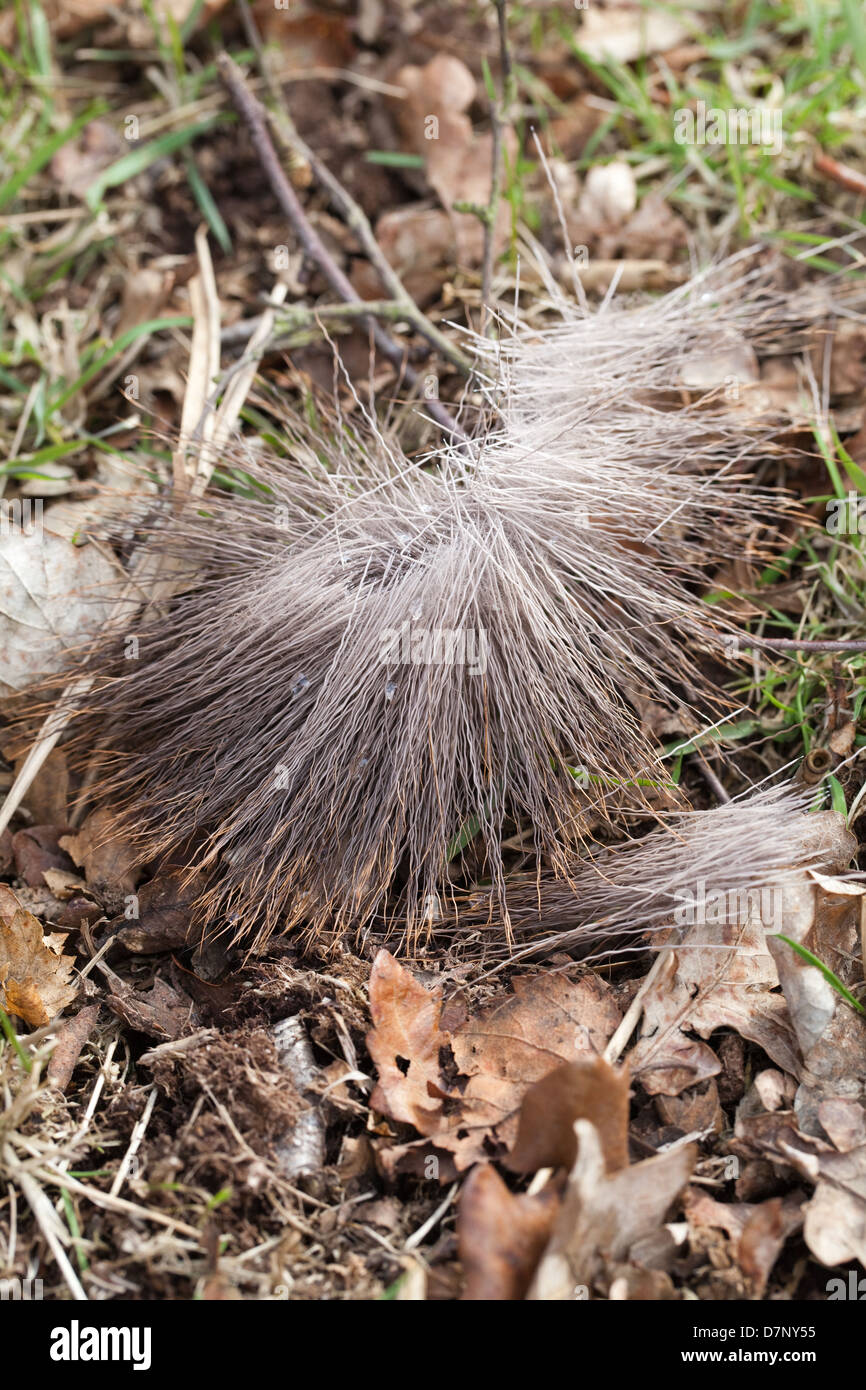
[234,1,472,378]
[739,636,866,653]
[277,133,473,378]
[481,0,514,336]
[217,52,471,437]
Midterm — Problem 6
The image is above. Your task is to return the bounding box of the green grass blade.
[48,315,193,413]
[183,151,232,253]
[83,119,224,211]
[0,104,104,211]
[772,934,865,1013]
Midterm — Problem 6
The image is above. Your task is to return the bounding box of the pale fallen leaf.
[578,6,696,63]
[631,810,858,1094]
[0,530,116,695]
[527,1120,695,1299]
[577,162,637,226]
[777,1133,866,1267]
[817,1098,866,1152]
[766,873,857,1056]
[18,462,75,498]
[630,914,799,1096]
[753,1067,796,1112]
[733,1113,866,1267]
[770,861,866,1135]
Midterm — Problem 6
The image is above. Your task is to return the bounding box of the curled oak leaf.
[99,962,200,1042]
[114,868,209,954]
[0,884,77,1026]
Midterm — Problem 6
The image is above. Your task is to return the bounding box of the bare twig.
[814,150,866,197]
[740,636,866,653]
[235,0,471,377]
[216,51,468,440]
[481,0,514,336]
[694,752,731,804]
[109,1085,157,1198]
[221,298,432,350]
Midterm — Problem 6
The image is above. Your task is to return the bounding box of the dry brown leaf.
[50,119,124,200]
[46,1002,101,1091]
[458,1164,560,1300]
[105,973,199,1041]
[631,810,857,1095]
[353,206,457,308]
[685,1186,803,1296]
[13,746,70,827]
[770,866,866,1136]
[59,806,140,907]
[802,1164,866,1267]
[507,1057,630,1174]
[367,952,621,1174]
[732,1111,866,1267]
[767,870,862,1056]
[41,868,87,900]
[630,918,799,1096]
[11,824,74,888]
[252,3,354,66]
[0,883,77,1026]
[776,1132,866,1267]
[655,1076,724,1135]
[390,55,516,267]
[615,193,689,261]
[0,0,230,45]
[738,1196,804,1294]
[367,950,448,1135]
